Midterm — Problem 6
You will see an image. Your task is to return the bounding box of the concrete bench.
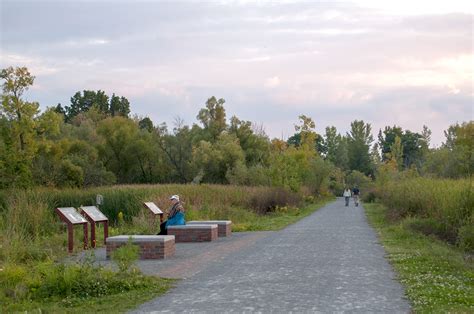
[187,220,232,237]
[106,235,175,259]
[167,224,218,242]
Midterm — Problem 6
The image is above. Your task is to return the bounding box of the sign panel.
[80,206,108,222]
[96,194,104,205]
[57,207,87,224]
[144,202,163,215]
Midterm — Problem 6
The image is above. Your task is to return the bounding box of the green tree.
[196,96,227,141]
[66,90,109,121]
[0,66,40,187]
[97,117,141,183]
[288,115,324,154]
[323,126,349,170]
[345,170,371,190]
[443,124,460,150]
[267,143,302,191]
[109,93,130,117]
[324,126,338,162]
[388,136,403,170]
[157,120,196,183]
[378,125,403,162]
[454,121,474,176]
[65,90,130,121]
[193,133,245,183]
[425,122,473,178]
[229,116,270,166]
[347,120,374,175]
[138,117,154,132]
[379,125,428,170]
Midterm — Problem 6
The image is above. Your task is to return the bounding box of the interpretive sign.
[96,194,104,205]
[143,202,164,223]
[81,206,108,222]
[80,206,109,248]
[57,207,88,224]
[55,207,88,253]
[144,202,163,215]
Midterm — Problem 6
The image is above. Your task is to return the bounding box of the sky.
[1,0,473,147]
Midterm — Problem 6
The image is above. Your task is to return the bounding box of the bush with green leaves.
[0,259,159,307]
[457,225,474,253]
[376,177,473,251]
[111,238,140,273]
[249,188,302,215]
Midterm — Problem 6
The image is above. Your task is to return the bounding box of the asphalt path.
[129,198,410,313]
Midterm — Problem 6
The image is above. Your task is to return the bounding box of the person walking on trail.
[158,195,186,235]
[343,187,352,206]
[352,186,360,207]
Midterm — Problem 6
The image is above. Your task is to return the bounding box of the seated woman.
[158,195,185,235]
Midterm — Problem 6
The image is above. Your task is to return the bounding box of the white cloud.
[264,76,280,88]
[233,56,271,63]
[352,0,473,15]
[64,38,110,47]
[1,0,471,147]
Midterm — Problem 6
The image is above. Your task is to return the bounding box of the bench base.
[187,221,232,237]
[106,235,175,259]
[168,225,218,242]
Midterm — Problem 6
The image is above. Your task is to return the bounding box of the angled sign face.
[57,207,88,224]
[144,202,163,215]
[80,206,108,222]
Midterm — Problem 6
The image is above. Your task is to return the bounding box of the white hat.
[169,195,179,201]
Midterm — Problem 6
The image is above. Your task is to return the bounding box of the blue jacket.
[165,202,186,227]
[166,211,185,227]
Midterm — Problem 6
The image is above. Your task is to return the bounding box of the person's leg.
[158,221,167,235]
[345,197,349,206]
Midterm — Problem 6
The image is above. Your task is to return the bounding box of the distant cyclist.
[352,186,360,207]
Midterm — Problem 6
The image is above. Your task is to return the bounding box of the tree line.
[0,66,472,190]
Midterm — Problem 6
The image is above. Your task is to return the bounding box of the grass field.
[0,184,330,312]
[376,177,473,251]
[365,202,474,312]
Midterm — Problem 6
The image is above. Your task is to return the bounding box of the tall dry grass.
[377,177,473,250]
[0,184,309,263]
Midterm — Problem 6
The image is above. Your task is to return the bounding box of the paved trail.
[133,198,410,313]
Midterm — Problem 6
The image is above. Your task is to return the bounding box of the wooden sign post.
[55,207,89,253]
[80,206,109,248]
[143,202,164,229]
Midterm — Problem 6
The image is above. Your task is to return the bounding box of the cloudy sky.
[1,0,472,146]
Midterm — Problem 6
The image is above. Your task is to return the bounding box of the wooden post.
[67,224,74,253]
[90,222,96,248]
[79,206,109,248]
[56,207,88,254]
[83,223,88,250]
[104,220,108,244]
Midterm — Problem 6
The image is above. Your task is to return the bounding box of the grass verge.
[228,197,334,231]
[365,203,474,312]
[2,277,174,313]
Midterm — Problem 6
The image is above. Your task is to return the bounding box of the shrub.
[111,238,139,273]
[249,188,302,215]
[407,218,457,244]
[361,189,377,203]
[0,260,159,305]
[377,177,473,249]
[0,264,29,301]
[457,225,474,253]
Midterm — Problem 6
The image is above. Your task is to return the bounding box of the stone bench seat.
[167,224,218,242]
[187,220,232,237]
[106,235,175,259]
